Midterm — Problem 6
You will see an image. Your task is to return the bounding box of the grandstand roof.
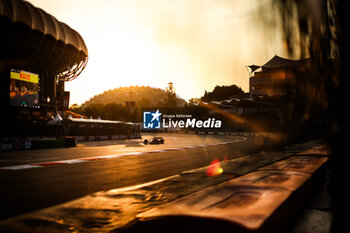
[0,0,88,81]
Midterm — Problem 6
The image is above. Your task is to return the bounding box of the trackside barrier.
[75,134,141,142]
[151,130,284,138]
[0,137,78,151]
[125,146,329,233]
[0,133,142,150]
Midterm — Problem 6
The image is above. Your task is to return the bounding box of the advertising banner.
[9,69,39,108]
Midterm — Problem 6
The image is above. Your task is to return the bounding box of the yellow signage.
[10,70,39,84]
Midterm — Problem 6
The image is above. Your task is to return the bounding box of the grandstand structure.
[0,0,139,145]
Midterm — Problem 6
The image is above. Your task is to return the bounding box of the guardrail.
[124,145,330,233]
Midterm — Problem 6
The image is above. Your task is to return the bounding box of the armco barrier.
[133,185,292,233]
[124,147,329,233]
[229,170,311,192]
[258,156,328,174]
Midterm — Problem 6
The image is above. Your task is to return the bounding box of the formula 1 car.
[143,136,164,145]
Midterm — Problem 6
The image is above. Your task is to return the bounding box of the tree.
[165,82,177,107]
[188,98,200,105]
[69,103,84,115]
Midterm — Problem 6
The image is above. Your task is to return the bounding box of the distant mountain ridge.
[80,86,186,108]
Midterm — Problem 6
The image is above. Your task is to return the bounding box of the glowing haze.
[27,0,287,105]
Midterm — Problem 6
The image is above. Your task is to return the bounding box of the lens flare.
[206,159,223,176]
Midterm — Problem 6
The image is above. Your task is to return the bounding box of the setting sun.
[26,0,286,105]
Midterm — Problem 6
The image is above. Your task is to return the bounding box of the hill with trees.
[79,85,186,109]
[200,84,244,102]
[68,84,245,122]
[69,85,186,121]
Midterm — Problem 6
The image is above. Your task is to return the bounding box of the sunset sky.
[27,0,288,105]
